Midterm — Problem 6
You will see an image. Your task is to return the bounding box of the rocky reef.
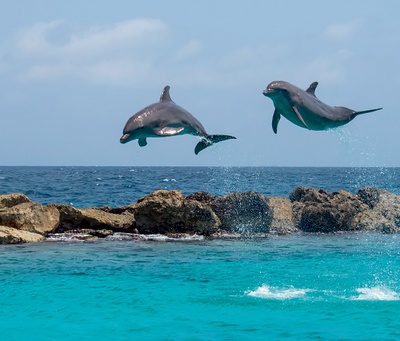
[1,186,400,244]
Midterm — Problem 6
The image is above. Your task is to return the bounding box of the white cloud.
[11,19,169,84]
[176,39,203,61]
[23,58,153,85]
[16,19,168,60]
[323,20,362,41]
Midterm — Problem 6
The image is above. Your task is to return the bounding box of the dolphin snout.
[263,88,273,97]
[120,134,131,144]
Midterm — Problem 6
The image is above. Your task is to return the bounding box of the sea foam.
[351,286,399,301]
[246,285,309,300]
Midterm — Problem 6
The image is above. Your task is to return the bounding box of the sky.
[1,0,399,167]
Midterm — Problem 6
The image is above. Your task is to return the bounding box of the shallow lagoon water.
[1,167,400,340]
[1,234,400,340]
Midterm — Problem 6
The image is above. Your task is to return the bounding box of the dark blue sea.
[1,167,400,340]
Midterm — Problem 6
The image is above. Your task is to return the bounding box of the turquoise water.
[1,235,400,340]
[1,167,400,340]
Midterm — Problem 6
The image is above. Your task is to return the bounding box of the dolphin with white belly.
[120,85,236,154]
[262,80,382,133]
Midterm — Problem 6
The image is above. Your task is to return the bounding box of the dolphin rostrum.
[262,80,382,133]
[120,85,236,154]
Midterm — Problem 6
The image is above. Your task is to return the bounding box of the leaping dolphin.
[120,85,236,154]
[262,80,382,133]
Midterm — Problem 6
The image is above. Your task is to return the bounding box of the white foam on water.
[351,286,399,301]
[46,233,98,242]
[143,234,204,242]
[246,285,310,300]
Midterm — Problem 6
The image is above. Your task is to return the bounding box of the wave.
[246,285,310,300]
[46,233,98,242]
[47,232,205,242]
[351,286,399,301]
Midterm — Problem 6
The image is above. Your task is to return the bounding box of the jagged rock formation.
[1,186,400,244]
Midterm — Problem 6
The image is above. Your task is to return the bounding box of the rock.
[0,193,31,209]
[210,191,272,233]
[186,191,218,203]
[134,190,220,235]
[0,202,60,235]
[64,229,114,238]
[350,187,400,233]
[289,186,330,204]
[0,225,45,244]
[290,187,369,233]
[106,204,137,215]
[269,197,297,235]
[79,208,135,231]
[49,204,83,231]
[50,204,135,232]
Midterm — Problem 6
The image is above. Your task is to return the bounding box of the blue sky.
[1,0,399,166]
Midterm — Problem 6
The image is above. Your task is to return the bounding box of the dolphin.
[262,80,382,133]
[120,85,236,154]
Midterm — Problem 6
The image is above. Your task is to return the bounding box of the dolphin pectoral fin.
[272,110,281,134]
[292,106,310,130]
[138,138,147,147]
[155,127,185,136]
[194,134,236,155]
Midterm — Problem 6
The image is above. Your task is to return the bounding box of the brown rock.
[0,193,31,209]
[0,225,45,244]
[269,197,297,235]
[210,191,272,233]
[350,187,400,233]
[79,208,135,231]
[0,202,60,235]
[50,204,135,232]
[134,190,220,235]
[290,187,369,233]
[65,229,114,238]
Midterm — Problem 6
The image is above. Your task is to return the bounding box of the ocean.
[1,167,400,340]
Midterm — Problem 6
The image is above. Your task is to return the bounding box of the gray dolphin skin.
[120,85,236,154]
[263,80,382,133]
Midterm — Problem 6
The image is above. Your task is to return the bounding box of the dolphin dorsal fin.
[160,85,172,102]
[306,81,318,96]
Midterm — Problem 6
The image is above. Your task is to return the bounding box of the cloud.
[16,19,168,59]
[323,20,362,41]
[176,39,203,61]
[11,19,169,84]
[23,58,152,85]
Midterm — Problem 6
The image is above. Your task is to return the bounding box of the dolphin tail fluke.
[194,135,236,155]
[354,107,383,116]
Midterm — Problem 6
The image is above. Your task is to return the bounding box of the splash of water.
[351,286,399,301]
[246,284,310,300]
